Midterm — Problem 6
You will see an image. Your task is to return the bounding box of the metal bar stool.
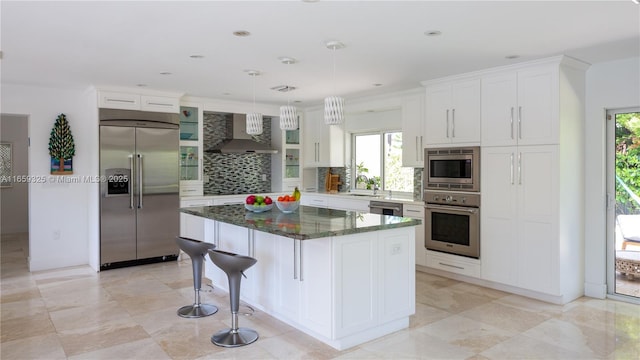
[207,249,258,347]
[175,237,218,318]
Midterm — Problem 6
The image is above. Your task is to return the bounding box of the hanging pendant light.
[245,70,263,135]
[279,57,298,130]
[324,40,345,125]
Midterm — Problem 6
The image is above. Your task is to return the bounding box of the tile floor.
[1,232,639,359]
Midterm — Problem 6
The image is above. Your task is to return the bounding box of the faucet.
[388,190,392,198]
[373,187,379,196]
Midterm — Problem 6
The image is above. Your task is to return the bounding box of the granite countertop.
[180,204,421,240]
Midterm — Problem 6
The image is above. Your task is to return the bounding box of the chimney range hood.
[205,114,278,154]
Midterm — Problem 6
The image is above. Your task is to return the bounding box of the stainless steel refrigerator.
[99,109,180,270]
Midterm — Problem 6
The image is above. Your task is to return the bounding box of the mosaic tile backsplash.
[316,166,423,200]
[202,112,272,195]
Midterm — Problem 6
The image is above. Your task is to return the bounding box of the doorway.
[0,114,30,264]
[607,108,640,299]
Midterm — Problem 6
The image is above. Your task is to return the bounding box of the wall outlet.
[262,174,267,181]
[203,175,210,183]
[391,243,401,255]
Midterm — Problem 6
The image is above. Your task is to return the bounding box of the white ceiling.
[2,1,639,107]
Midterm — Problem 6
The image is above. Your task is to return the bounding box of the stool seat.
[176,237,218,318]
[208,249,258,347]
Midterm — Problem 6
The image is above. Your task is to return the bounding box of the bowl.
[275,200,300,213]
[244,203,274,213]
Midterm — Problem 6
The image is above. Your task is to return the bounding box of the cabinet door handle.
[518,106,523,140]
[420,136,423,161]
[446,109,450,138]
[439,262,464,270]
[452,109,456,138]
[518,152,522,185]
[293,239,298,280]
[415,136,419,162]
[510,153,514,185]
[299,240,304,282]
[106,97,135,104]
[510,107,514,139]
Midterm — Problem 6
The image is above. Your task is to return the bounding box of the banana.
[292,186,301,201]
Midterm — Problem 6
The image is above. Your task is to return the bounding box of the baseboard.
[584,281,607,299]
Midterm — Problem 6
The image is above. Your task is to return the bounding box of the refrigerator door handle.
[129,155,134,209]
[137,154,143,208]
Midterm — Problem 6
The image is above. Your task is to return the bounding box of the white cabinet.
[179,198,212,241]
[479,56,587,303]
[273,237,333,337]
[212,195,246,205]
[303,109,345,167]
[481,65,559,146]
[98,91,180,113]
[300,193,328,208]
[423,78,480,145]
[481,146,560,295]
[403,204,426,267]
[401,91,425,167]
[327,197,370,212]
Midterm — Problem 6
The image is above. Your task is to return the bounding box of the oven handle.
[426,204,478,214]
[369,204,403,213]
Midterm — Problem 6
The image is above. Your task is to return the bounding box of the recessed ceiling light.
[294,100,302,103]
[189,55,204,59]
[222,92,231,96]
[373,83,383,87]
[233,30,251,37]
[302,0,319,3]
[136,84,147,87]
[505,55,520,59]
[279,57,298,65]
[159,71,172,75]
[244,69,261,76]
[424,30,442,36]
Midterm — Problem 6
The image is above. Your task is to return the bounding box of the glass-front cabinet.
[281,118,302,192]
[179,104,203,196]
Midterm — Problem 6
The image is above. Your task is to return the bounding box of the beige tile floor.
[1,232,639,359]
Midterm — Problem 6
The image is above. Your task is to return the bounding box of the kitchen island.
[180,204,420,350]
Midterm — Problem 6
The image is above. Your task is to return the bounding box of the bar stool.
[175,236,218,318]
[207,249,258,347]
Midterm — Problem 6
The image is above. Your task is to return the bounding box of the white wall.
[584,57,640,298]
[1,114,29,234]
[1,84,99,271]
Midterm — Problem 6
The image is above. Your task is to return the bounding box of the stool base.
[177,303,218,318]
[211,328,259,347]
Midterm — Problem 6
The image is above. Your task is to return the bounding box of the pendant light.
[279,57,298,130]
[245,70,263,135]
[324,40,345,125]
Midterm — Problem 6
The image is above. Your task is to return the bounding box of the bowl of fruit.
[244,194,274,213]
[276,187,301,213]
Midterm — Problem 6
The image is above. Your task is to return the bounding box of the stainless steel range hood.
[206,114,278,154]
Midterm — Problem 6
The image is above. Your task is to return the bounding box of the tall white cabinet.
[480,56,587,303]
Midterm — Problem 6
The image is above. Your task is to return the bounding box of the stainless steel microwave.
[424,146,480,192]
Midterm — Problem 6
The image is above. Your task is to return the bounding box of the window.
[352,131,413,193]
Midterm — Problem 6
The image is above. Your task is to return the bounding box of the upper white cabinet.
[303,109,345,168]
[423,78,481,145]
[401,91,425,167]
[482,65,559,146]
[98,90,180,113]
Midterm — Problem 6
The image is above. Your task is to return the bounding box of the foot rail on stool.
[175,237,218,318]
[207,249,259,347]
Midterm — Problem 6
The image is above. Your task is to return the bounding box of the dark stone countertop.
[180,204,421,240]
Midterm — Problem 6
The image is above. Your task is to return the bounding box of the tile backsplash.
[202,112,272,195]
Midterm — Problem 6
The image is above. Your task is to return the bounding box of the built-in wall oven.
[424,191,480,258]
[422,146,481,259]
